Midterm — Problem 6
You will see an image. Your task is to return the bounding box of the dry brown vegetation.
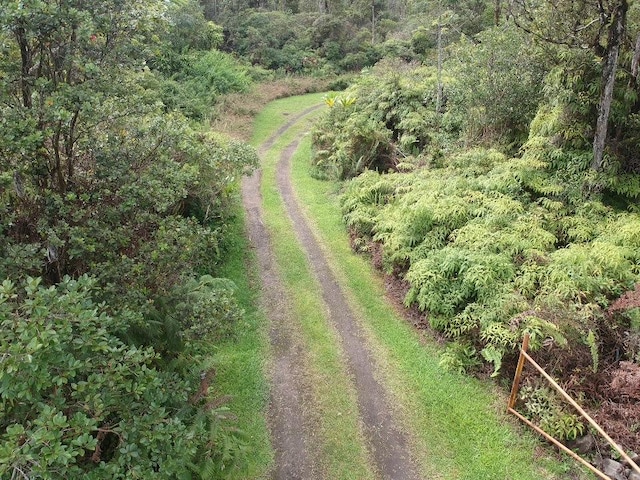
[211,76,337,141]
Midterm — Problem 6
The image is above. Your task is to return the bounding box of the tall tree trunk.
[15,25,32,108]
[494,0,501,26]
[629,33,640,89]
[592,0,627,172]
[436,15,443,114]
[371,1,376,44]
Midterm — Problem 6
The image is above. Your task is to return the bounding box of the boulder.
[566,434,596,455]
[629,470,640,480]
[601,458,627,480]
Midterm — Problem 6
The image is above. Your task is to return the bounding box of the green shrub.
[312,61,456,180]
[0,276,246,479]
[518,385,585,441]
[445,25,546,147]
[340,146,640,376]
[404,248,516,316]
[158,51,252,120]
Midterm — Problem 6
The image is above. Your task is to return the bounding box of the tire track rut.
[276,140,422,480]
[243,167,317,479]
[244,105,422,479]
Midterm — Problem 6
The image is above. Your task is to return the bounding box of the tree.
[0,0,166,195]
[0,0,255,284]
[509,0,630,172]
[446,25,547,145]
[0,2,257,476]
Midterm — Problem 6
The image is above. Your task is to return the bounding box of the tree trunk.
[371,2,376,44]
[591,0,627,172]
[494,0,501,26]
[629,33,640,88]
[15,25,32,108]
[436,16,443,114]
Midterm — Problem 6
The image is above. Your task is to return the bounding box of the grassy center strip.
[252,95,376,479]
[288,133,590,480]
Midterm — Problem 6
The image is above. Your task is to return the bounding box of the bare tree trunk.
[371,2,376,44]
[592,0,627,171]
[15,26,32,109]
[630,33,640,88]
[494,0,501,25]
[436,15,443,114]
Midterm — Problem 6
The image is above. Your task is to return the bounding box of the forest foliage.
[311,0,640,443]
[0,0,258,478]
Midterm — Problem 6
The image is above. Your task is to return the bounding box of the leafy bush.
[340,149,640,376]
[445,25,547,147]
[313,60,456,179]
[0,276,245,479]
[518,385,585,441]
[154,50,252,120]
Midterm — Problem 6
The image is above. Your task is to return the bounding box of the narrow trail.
[277,140,423,480]
[244,105,422,479]
[242,169,318,479]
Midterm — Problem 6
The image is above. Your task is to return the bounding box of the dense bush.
[0,276,243,479]
[221,10,391,73]
[0,0,257,477]
[445,25,547,147]
[154,50,252,120]
[311,23,550,180]
[312,60,455,179]
[340,150,640,377]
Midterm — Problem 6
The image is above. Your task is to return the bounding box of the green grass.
[213,199,273,479]
[253,97,376,479]
[232,91,591,479]
[250,92,328,147]
[287,133,592,480]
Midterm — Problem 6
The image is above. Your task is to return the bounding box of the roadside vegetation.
[0,1,260,478]
[310,0,640,457]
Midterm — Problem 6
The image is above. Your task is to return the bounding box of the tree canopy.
[0,0,257,477]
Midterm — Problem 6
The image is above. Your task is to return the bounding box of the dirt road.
[242,106,422,479]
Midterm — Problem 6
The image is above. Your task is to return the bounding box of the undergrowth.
[341,149,640,381]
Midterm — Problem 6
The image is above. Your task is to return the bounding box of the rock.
[629,470,640,480]
[566,434,596,455]
[601,458,627,480]
[624,452,640,467]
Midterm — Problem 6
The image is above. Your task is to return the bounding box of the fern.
[333,72,640,377]
[481,345,504,377]
[439,342,481,374]
[585,329,599,373]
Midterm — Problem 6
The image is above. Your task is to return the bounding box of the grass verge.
[214,197,273,479]
[288,133,592,480]
[252,96,377,479]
